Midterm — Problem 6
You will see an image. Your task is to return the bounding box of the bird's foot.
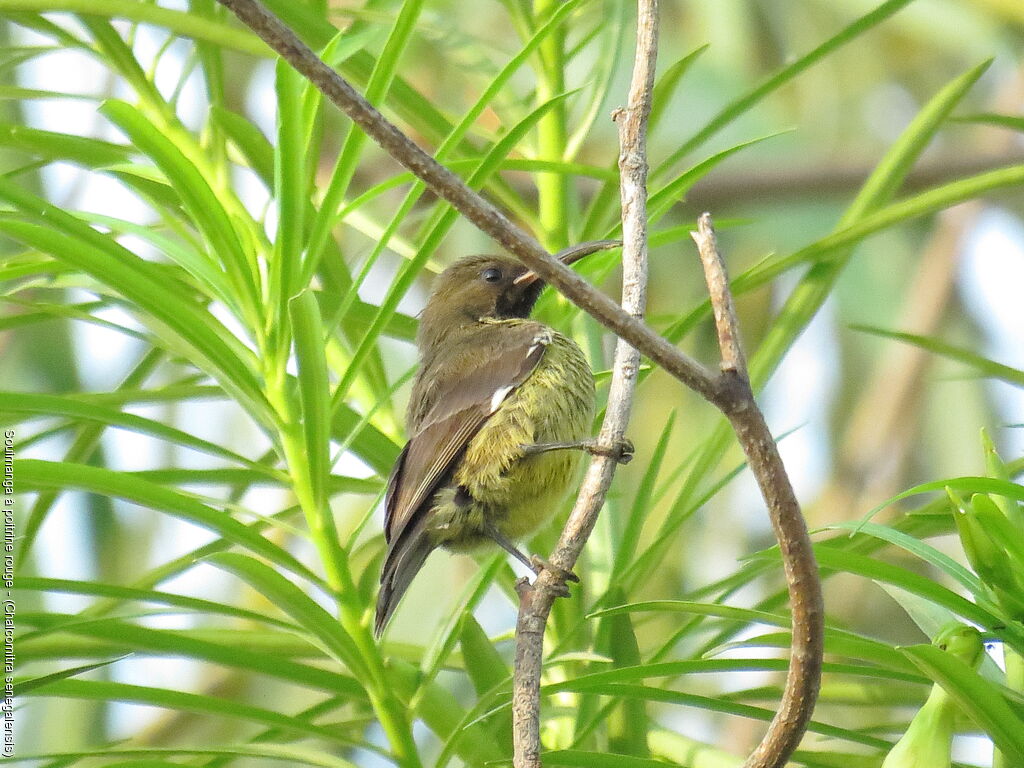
[529,555,578,598]
[482,524,579,599]
[587,437,634,465]
[529,554,579,582]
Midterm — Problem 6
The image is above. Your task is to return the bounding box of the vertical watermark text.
[2,429,13,756]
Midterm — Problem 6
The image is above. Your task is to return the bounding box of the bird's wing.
[385,325,548,543]
[376,324,548,633]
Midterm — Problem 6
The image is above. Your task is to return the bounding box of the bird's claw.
[612,438,634,464]
[529,555,578,597]
[589,437,634,464]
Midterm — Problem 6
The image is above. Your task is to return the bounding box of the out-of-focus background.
[3,0,1023,765]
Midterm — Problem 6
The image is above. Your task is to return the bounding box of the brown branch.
[694,217,745,374]
[691,214,824,768]
[512,1,657,765]
[686,150,1024,210]
[213,2,824,766]
[215,0,717,402]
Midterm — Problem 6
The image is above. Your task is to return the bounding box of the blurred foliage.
[1,0,1023,766]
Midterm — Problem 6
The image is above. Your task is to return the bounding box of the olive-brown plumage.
[375,252,597,635]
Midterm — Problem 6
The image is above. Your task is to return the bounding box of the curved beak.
[513,239,621,286]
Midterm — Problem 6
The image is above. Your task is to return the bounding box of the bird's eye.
[481,267,503,283]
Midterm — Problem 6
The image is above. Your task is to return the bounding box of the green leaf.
[563,0,627,162]
[595,586,649,756]
[645,132,788,230]
[210,105,274,183]
[0,745,359,768]
[416,555,505,696]
[0,0,269,56]
[544,752,681,768]
[548,685,890,750]
[824,521,986,597]
[660,0,920,172]
[647,45,709,136]
[852,325,1024,387]
[0,392,270,472]
[13,656,126,697]
[270,60,308,329]
[741,162,1024,294]
[590,599,922,674]
[125,468,380,496]
[331,402,402,476]
[0,205,276,432]
[100,99,262,321]
[870,476,1024,513]
[318,292,418,342]
[459,614,510,698]
[17,616,365,698]
[302,0,428,283]
[289,290,332,513]
[16,576,301,629]
[613,412,676,575]
[388,657,504,765]
[21,678,366,746]
[0,123,132,166]
[14,460,318,585]
[76,211,233,306]
[808,546,1024,651]
[743,59,993,385]
[903,643,1024,762]
[206,552,365,679]
[955,112,1024,132]
[546,658,926,693]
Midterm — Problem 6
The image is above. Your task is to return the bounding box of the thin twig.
[691,214,824,768]
[213,3,824,766]
[693,215,746,374]
[511,1,656,765]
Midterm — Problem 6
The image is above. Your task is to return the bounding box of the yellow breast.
[454,328,595,540]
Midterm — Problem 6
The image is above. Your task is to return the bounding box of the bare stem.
[692,214,746,374]
[512,1,656,765]
[213,3,824,766]
[691,214,824,768]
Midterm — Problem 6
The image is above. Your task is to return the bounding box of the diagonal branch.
[216,0,717,402]
[214,3,824,767]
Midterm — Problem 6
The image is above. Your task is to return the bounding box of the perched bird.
[375,242,624,635]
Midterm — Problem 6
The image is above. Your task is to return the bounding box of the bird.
[375,241,627,635]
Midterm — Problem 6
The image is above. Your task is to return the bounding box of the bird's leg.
[482,521,577,595]
[482,521,534,571]
[520,437,634,464]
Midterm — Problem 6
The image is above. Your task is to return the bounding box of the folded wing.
[375,323,548,634]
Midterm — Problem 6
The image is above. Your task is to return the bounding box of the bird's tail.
[375,523,434,636]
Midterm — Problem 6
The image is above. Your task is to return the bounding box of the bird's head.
[424,255,540,323]
[416,241,619,350]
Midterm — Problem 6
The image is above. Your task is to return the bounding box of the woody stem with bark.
[512,0,656,765]
[692,214,824,767]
